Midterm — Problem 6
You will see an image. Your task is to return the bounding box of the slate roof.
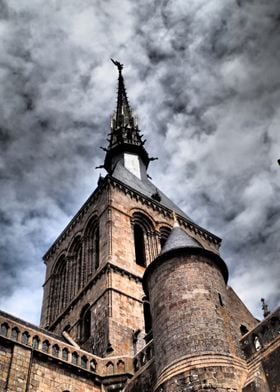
[111,161,193,221]
[161,226,202,255]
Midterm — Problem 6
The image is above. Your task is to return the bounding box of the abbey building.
[0,62,279,391]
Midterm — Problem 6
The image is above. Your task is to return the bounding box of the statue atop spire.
[102,60,152,175]
[111,58,123,72]
[261,298,270,318]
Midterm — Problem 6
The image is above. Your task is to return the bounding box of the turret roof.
[161,225,201,255]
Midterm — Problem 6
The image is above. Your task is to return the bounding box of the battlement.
[240,307,280,360]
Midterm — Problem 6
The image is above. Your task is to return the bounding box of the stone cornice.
[107,175,221,248]
[43,179,108,261]
[154,352,248,391]
[43,174,221,262]
[240,306,280,360]
[0,310,134,380]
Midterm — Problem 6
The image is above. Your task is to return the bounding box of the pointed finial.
[111,58,124,73]
[173,211,179,227]
[261,298,270,318]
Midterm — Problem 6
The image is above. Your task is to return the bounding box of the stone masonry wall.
[147,253,230,374]
[0,310,135,392]
[146,251,248,391]
[29,357,100,392]
[0,341,12,390]
[39,175,224,388]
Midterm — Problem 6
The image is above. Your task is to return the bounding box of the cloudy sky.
[0,0,279,324]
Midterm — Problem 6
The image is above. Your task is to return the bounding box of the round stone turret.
[143,226,247,392]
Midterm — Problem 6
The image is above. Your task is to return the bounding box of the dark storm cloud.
[0,0,279,322]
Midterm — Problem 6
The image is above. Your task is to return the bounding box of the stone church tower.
[0,61,279,392]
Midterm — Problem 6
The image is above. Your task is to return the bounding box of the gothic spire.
[112,59,134,130]
[103,60,151,174]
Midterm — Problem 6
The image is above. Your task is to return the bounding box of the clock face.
[124,153,141,179]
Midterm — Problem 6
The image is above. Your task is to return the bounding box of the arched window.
[32,336,40,349]
[106,361,114,374]
[21,331,30,345]
[81,355,88,369]
[42,340,50,353]
[11,327,19,341]
[52,344,59,357]
[49,255,68,322]
[85,217,100,277]
[72,352,79,365]
[134,224,146,266]
[80,304,91,342]
[132,212,156,266]
[159,226,171,249]
[90,359,97,372]
[68,237,83,299]
[94,226,100,270]
[73,239,83,293]
[62,348,69,361]
[0,323,9,337]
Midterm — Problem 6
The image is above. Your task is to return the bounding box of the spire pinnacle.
[110,59,135,131]
[172,211,179,227]
[103,60,150,174]
[111,58,123,72]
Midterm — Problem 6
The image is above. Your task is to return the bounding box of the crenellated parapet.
[240,307,280,360]
[0,310,133,384]
[133,339,154,373]
[240,307,280,391]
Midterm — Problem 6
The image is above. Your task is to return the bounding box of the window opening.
[21,331,30,345]
[32,336,40,349]
[52,344,59,357]
[62,348,69,361]
[144,301,152,333]
[80,304,91,342]
[42,340,50,353]
[11,327,19,341]
[240,325,249,336]
[81,355,88,369]
[72,352,79,365]
[134,224,146,266]
[0,323,8,337]
[218,293,224,307]
[94,226,100,270]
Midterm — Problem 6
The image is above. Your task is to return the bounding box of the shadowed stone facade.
[0,63,279,391]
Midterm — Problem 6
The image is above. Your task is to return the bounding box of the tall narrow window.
[80,304,91,342]
[143,301,152,334]
[73,241,83,291]
[134,224,146,266]
[240,325,249,336]
[132,212,156,265]
[94,226,100,270]
[68,237,83,299]
[85,217,100,277]
[49,255,68,322]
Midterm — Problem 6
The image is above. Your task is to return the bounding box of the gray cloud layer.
[0,0,279,323]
